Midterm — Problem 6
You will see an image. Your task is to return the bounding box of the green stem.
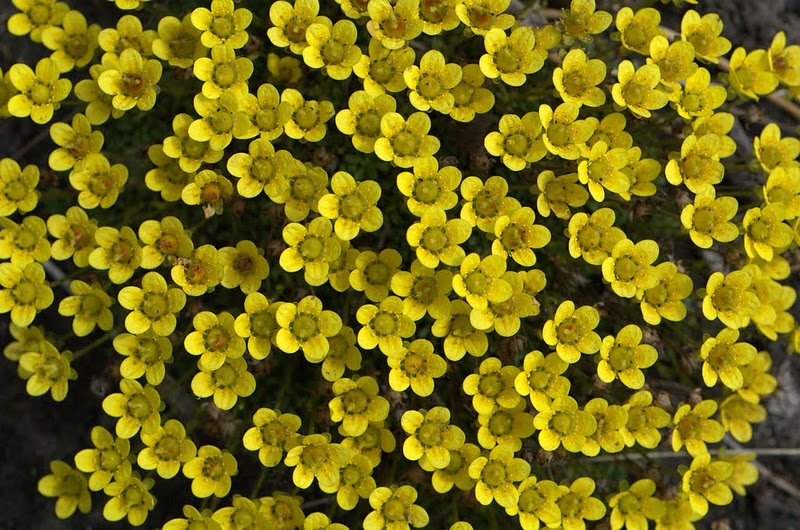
[72,329,118,360]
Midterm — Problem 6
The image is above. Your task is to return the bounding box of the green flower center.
[261,422,287,446]
[644,282,667,307]
[205,327,230,352]
[124,484,144,505]
[211,17,234,38]
[210,110,234,133]
[29,5,51,25]
[417,422,443,446]
[65,35,88,60]
[157,233,179,255]
[256,108,279,131]
[577,225,601,250]
[128,394,153,419]
[465,271,489,295]
[451,82,474,106]
[712,286,736,312]
[402,352,425,375]
[608,345,632,371]
[518,488,544,513]
[100,449,122,471]
[341,194,366,220]
[5,180,29,202]
[382,498,407,521]
[203,455,226,479]
[233,510,255,528]
[482,461,507,487]
[529,369,552,391]
[370,59,395,84]
[343,389,368,413]
[252,312,277,338]
[683,93,701,113]
[41,356,63,380]
[558,492,581,516]
[294,103,319,131]
[623,83,648,105]
[421,226,447,252]
[747,219,770,242]
[557,318,582,344]
[564,71,588,95]
[155,437,181,460]
[30,83,51,105]
[342,464,362,485]
[393,130,419,156]
[171,35,197,59]
[286,18,308,44]
[692,207,715,233]
[81,294,104,317]
[291,175,315,201]
[301,445,327,469]
[143,293,168,319]
[495,47,520,74]
[501,224,525,250]
[414,178,441,204]
[13,281,37,304]
[451,314,473,338]
[214,364,237,386]
[550,410,574,434]
[624,24,648,51]
[139,339,162,363]
[444,451,464,472]
[89,171,114,198]
[505,133,530,157]
[371,312,397,336]
[181,136,207,160]
[213,63,237,88]
[300,235,324,260]
[365,262,389,286]
[473,190,500,219]
[547,123,570,146]
[14,228,37,250]
[417,75,443,100]
[488,411,513,435]
[615,256,638,282]
[478,373,503,397]
[356,109,381,138]
[292,313,318,340]
[322,41,345,65]
[411,277,437,304]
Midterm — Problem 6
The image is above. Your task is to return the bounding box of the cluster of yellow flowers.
[2,0,799,528]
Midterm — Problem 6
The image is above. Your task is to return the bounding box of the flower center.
[692,207,715,233]
[292,313,318,340]
[393,130,419,156]
[291,175,315,200]
[322,41,345,65]
[608,345,632,371]
[252,312,277,338]
[372,312,397,336]
[402,352,425,375]
[343,389,368,413]
[411,277,437,304]
[300,236,324,260]
[205,327,230,352]
[5,180,29,202]
[550,410,574,434]
[155,437,181,460]
[30,83,51,105]
[557,318,582,344]
[214,364,237,386]
[142,293,168,319]
[128,394,153,419]
[747,219,770,242]
[139,339,162,363]
[417,75,443,100]
[382,15,407,40]
[294,103,319,131]
[210,110,234,133]
[615,257,638,282]
[211,17,234,38]
[365,262,390,285]
[417,422,443,446]
[356,109,382,137]
[112,240,134,264]
[421,227,447,251]
[495,47,520,74]
[451,82,474,106]
[414,178,441,204]
[214,63,237,88]
[100,449,122,471]
[341,194,366,219]
[465,271,489,295]
[505,133,530,157]
[382,499,407,521]
[482,461,506,487]
[479,373,503,397]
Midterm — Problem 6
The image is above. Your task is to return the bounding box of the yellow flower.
[191,0,252,49]
[242,408,302,467]
[720,394,766,442]
[145,144,195,202]
[614,7,664,56]
[391,259,453,320]
[681,10,731,63]
[601,238,660,298]
[553,48,607,108]
[0,215,51,265]
[234,293,283,360]
[462,356,521,415]
[590,112,633,149]
[282,88,336,142]
[539,102,597,160]
[557,477,606,530]
[102,378,162,439]
[387,338,447,396]
[419,0,460,35]
[460,175,518,234]
[336,90,397,153]
[422,442,480,493]
[567,208,625,265]
[8,0,69,43]
[349,248,401,302]
[364,485,429,530]
[163,505,220,530]
[702,269,761,329]
[284,433,349,489]
[449,63,495,122]
[48,113,104,172]
[226,137,290,198]
[152,14,205,69]
[561,0,613,42]
[608,479,666,530]
[611,60,669,119]
[480,27,543,87]
[484,112,546,171]
[303,19,362,80]
[353,39,416,96]
[667,134,733,195]
[674,68,728,119]
[323,326,363,381]
[755,122,800,174]
[118,272,185,336]
[260,494,306,529]
[0,261,53,327]
[680,191,739,248]
[170,244,222,296]
[88,226,141,284]
[648,35,698,92]
[319,171,383,241]
[181,169,233,215]
[329,375,390,436]
[405,49,462,112]
[275,295,343,362]
[671,400,726,456]
[185,311,245,371]
[267,52,303,84]
[279,160,329,222]
[38,460,91,519]
[598,324,658,389]
[191,355,256,410]
[514,350,571,407]
[469,445,531,509]
[47,206,97,266]
[58,280,113,337]
[453,253,512,311]
[533,395,597,452]
[341,420,395,467]
[728,47,779,100]
[193,44,253,99]
[535,170,589,220]
[212,496,268,529]
[41,10,100,73]
[138,216,193,269]
[19,340,75,401]
[114,331,173,385]
[183,445,238,498]
[138,419,197,479]
[700,328,757,390]
[280,217,342,286]
[432,300,489,360]
[0,158,38,215]
[99,16,156,62]
[267,0,324,54]
[303,512,349,530]
[477,403,534,451]
[542,300,601,363]
[367,0,423,50]
[97,49,161,111]
[768,30,800,85]
[8,58,71,123]
[356,296,416,355]
[743,204,794,261]
[738,349,777,404]
[216,242,268,295]
[68,153,128,209]
[320,453,377,510]
[681,454,733,516]
[74,426,131,491]
[375,111,441,167]
[510,477,567,530]
[583,397,628,455]
[455,0,515,36]
[621,390,670,449]
[396,156,461,217]
[190,90,240,151]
